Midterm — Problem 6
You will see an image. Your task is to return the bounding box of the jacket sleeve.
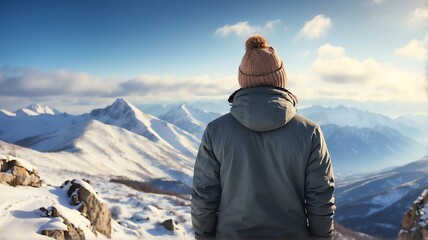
[191,126,221,239]
[305,126,336,240]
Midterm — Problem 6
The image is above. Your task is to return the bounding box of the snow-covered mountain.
[1,117,195,186]
[0,99,200,158]
[0,99,202,186]
[89,98,200,157]
[140,103,177,117]
[299,105,425,141]
[15,103,62,116]
[159,103,220,137]
[0,111,84,143]
[321,124,424,173]
[335,155,428,239]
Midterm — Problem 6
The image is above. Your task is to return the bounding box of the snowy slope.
[335,155,428,238]
[160,103,220,137]
[90,98,200,157]
[0,109,16,117]
[0,148,193,239]
[0,112,85,143]
[0,116,195,187]
[0,98,200,158]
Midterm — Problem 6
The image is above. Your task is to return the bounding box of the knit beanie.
[238,34,287,88]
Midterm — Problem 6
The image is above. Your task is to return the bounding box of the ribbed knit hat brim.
[238,61,287,88]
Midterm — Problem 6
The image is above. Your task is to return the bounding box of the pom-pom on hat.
[238,34,286,88]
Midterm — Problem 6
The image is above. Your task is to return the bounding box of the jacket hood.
[229,87,296,132]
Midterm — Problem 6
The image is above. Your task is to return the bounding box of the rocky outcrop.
[0,155,41,187]
[61,179,111,238]
[397,189,428,240]
[39,206,85,240]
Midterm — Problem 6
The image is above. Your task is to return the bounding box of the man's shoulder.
[290,113,321,130]
[207,113,235,129]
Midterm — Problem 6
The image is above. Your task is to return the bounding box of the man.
[191,34,335,239]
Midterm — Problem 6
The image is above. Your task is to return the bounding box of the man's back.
[192,87,335,239]
[191,34,335,240]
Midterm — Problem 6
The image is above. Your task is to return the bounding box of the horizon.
[0,0,427,117]
[2,96,428,120]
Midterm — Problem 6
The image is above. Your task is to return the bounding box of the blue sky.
[0,0,426,115]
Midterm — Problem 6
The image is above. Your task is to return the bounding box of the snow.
[159,103,219,138]
[0,109,16,117]
[40,217,68,231]
[422,201,428,227]
[26,104,60,115]
[8,155,37,173]
[0,117,195,187]
[63,179,105,203]
[0,157,194,239]
[89,98,200,158]
[370,188,406,206]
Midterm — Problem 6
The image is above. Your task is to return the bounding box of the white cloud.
[372,0,384,4]
[317,43,346,59]
[289,43,426,102]
[0,66,116,97]
[215,20,281,37]
[0,67,238,100]
[297,15,332,39]
[395,38,427,60]
[412,7,428,22]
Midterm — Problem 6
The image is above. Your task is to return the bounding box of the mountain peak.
[90,98,137,120]
[14,103,61,116]
[112,98,130,106]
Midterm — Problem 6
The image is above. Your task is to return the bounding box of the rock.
[78,186,111,237]
[78,202,87,217]
[161,219,175,232]
[51,207,59,217]
[41,229,65,240]
[63,217,85,240]
[39,206,85,240]
[397,230,409,240]
[397,188,428,240]
[0,172,14,185]
[71,194,79,206]
[12,165,41,187]
[67,183,80,197]
[62,179,112,238]
[402,209,414,230]
[422,226,428,240]
[0,157,41,187]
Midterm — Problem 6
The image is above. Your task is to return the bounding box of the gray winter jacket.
[191,87,335,240]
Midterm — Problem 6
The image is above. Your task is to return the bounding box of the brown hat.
[238,34,286,88]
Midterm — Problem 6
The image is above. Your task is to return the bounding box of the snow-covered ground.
[0,151,194,239]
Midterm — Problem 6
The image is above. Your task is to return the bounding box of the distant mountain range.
[321,123,423,173]
[299,105,426,141]
[1,100,426,176]
[156,103,426,174]
[1,103,61,117]
[0,99,203,186]
[159,103,220,138]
